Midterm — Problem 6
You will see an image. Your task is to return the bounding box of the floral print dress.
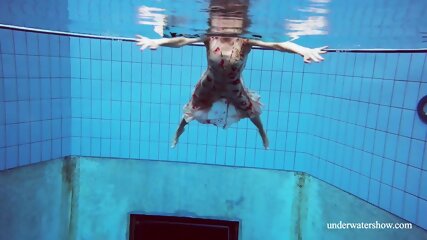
[183,36,262,128]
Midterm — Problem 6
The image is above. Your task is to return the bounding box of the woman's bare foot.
[260,131,269,149]
[249,115,269,150]
[171,127,184,148]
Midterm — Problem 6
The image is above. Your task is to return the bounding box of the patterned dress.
[183,36,262,128]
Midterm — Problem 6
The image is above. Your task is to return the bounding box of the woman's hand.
[248,40,328,63]
[136,35,160,50]
[301,46,328,63]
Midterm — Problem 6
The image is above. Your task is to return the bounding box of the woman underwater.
[136,1,327,149]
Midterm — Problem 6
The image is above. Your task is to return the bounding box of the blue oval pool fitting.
[417,95,427,124]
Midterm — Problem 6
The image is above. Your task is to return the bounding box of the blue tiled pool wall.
[0,30,71,168]
[67,40,310,167]
[66,39,427,229]
[303,53,427,229]
[0,29,426,229]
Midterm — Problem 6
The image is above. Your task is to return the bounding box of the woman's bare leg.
[171,118,188,148]
[250,115,269,149]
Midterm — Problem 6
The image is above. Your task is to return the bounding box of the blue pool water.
[0,0,426,238]
[1,0,427,48]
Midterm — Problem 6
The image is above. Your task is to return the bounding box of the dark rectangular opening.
[129,214,239,240]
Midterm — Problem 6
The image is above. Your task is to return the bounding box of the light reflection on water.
[138,0,330,42]
[1,0,426,48]
[134,0,427,48]
[138,6,167,37]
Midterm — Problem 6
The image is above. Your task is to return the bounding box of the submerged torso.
[204,36,251,83]
[186,36,259,120]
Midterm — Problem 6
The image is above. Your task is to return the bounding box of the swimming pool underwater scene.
[0,0,427,239]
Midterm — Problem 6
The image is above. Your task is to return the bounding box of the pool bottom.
[0,157,426,240]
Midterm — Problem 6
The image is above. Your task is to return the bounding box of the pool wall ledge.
[0,157,426,240]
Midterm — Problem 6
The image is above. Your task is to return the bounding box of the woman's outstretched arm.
[136,35,204,50]
[248,39,327,63]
